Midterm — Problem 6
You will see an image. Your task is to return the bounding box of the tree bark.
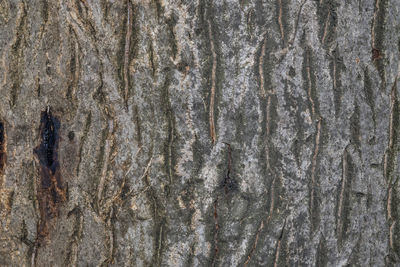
[0,0,399,266]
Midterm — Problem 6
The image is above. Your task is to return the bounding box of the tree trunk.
[0,0,399,266]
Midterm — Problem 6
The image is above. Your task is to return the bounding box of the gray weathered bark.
[0,0,400,266]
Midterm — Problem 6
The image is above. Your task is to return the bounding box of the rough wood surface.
[0,0,400,266]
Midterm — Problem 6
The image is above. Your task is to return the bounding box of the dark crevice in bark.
[66,26,80,102]
[33,108,66,251]
[350,102,361,153]
[245,106,282,266]
[146,185,166,267]
[383,81,399,184]
[288,0,306,47]
[9,1,27,108]
[275,0,289,46]
[316,235,328,267]
[210,198,220,266]
[122,0,134,110]
[153,0,163,20]
[244,29,283,265]
[149,41,156,77]
[0,120,6,179]
[92,123,109,214]
[220,143,238,194]
[284,79,305,168]
[133,105,142,147]
[347,234,362,266]
[388,182,400,262]
[272,220,286,267]
[160,68,177,189]
[103,206,117,265]
[65,206,83,266]
[302,46,320,118]
[166,13,178,60]
[336,146,354,249]
[329,48,344,118]
[244,219,264,266]
[76,112,91,176]
[371,0,387,89]
[363,68,376,129]
[38,0,48,41]
[302,46,323,233]
[315,0,338,46]
[74,0,97,43]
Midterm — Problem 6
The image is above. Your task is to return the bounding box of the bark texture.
[0,0,400,266]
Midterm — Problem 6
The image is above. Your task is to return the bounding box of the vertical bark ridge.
[273,220,286,267]
[66,26,81,102]
[259,36,267,98]
[303,46,322,233]
[76,112,91,176]
[384,78,400,260]
[310,118,322,232]
[288,0,306,46]
[383,80,398,184]
[208,17,217,145]
[244,221,263,266]
[321,10,330,45]
[96,121,114,212]
[276,0,285,45]
[161,73,176,186]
